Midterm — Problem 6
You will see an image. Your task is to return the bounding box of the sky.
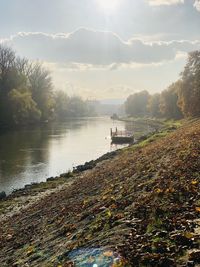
[0,0,200,100]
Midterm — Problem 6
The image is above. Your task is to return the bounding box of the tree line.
[125,51,200,120]
[0,45,94,127]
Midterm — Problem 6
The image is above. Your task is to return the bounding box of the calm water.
[0,117,136,194]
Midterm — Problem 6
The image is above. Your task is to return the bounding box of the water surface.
[0,117,131,194]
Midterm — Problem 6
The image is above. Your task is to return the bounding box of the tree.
[178,51,200,117]
[0,45,30,125]
[67,96,88,117]
[125,90,150,117]
[0,45,16,94]
[8,88,41,125]
[28,63,54,121]
[54,90,69,120]
[147,93,162,118]
[0,45,55,126]
[160,81,183,119]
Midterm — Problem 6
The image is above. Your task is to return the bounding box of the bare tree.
[0,45,16,77]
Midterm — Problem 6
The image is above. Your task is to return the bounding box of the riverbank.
[0,118,200,266]
[0,117,174,201]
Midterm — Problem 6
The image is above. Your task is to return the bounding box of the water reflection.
[0,118,128,194]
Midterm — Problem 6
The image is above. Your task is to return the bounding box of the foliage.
[147,93,162,118]
[125,50,200,120]
[54,91,96,120]
[0,45,94,127]
[0,45,53,126]
[178,50,200,117]
[160,81,183,119]
[8,88,41,125]
[125,90,150,117]
[28,62,54,121]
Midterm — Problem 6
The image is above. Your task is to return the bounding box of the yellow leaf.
[155,188,163,193]
[195,207,200,212]
[106,209,112,218]
[185,232,194,239]
[191,180,198,185]
[83,199,89,206]
[103,250,113,257]
[27,246,35,256]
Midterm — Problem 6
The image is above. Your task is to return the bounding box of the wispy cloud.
[147,0,200,12]
[147,0,184,6]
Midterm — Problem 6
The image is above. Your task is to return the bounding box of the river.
[0,117,157,194]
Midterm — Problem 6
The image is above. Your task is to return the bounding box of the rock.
[73,161,96,173]
[47,177,55,181]
[24,184,32,189]
[0,191,6,200]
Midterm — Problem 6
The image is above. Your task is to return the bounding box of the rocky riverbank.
[0,119,200,266]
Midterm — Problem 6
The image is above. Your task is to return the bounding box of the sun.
[96,0,120,13]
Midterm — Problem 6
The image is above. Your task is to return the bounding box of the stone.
[0,191,6,200]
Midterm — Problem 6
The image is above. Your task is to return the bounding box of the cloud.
[194,0,200,11]
[147,0,184,6]
[147,0,200,12]
[3,28,200,67]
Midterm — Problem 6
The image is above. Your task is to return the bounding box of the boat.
[110,127,134,144]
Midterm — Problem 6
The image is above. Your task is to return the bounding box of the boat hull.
[111,136,134,144]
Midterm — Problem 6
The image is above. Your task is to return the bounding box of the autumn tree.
[160,81,183,119]
[178,51,200,117]
[125,90,150,117]
[0,45,54,126]
[8,88,41,125]
[147,93,162,118]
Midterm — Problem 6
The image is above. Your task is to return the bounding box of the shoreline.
[0,117,181,201]
[0,121,180,219]
[0,116,170,199]
[1,149,120,199]
[0,123,164,200]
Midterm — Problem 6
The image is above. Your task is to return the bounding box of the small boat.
[110,127,134,144]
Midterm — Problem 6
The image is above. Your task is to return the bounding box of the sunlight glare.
[96,0,121,13]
